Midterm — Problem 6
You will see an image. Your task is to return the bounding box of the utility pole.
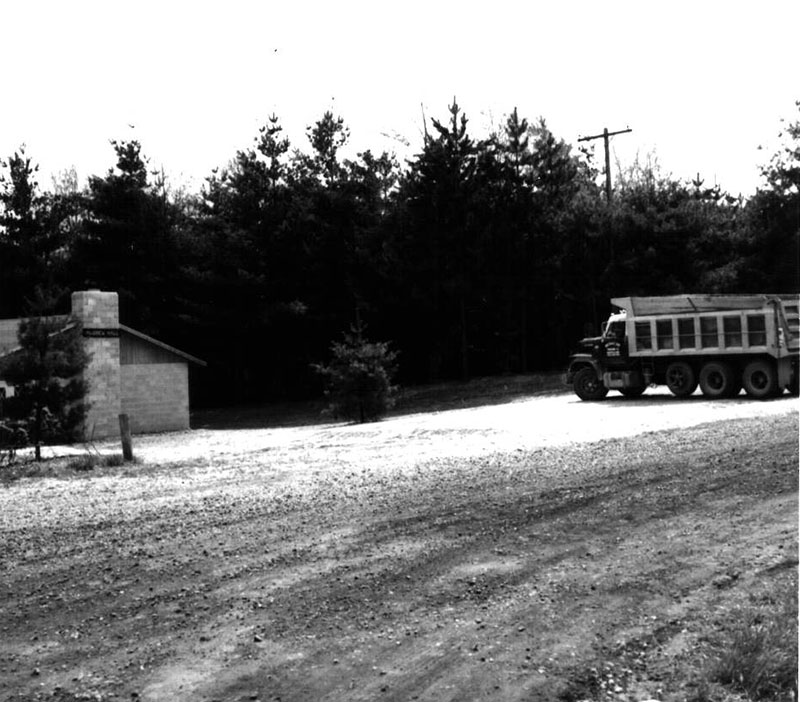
[578,126,632,202]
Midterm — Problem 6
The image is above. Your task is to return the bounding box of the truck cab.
[565,309,646,400]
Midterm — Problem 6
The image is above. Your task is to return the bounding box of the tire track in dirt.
[0,395,796,701]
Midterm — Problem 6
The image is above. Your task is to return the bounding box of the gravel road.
[103,387,799,467]
[0,388,797,702]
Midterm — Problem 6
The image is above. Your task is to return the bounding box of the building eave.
[119,324,207,367]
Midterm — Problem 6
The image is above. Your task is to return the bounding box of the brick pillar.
[71,290,121,440]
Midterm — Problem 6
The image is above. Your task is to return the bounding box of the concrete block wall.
[71,290,122,440]
[120,364,190,434]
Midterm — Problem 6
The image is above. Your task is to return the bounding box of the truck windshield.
[604,321,625,340]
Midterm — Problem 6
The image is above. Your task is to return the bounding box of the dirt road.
[0,390,797,701]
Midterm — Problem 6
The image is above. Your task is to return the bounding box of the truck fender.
[566,357,602,382]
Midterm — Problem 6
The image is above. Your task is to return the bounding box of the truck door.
[603,321,628,363]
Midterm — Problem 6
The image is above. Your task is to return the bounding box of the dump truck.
[565,294,800,400]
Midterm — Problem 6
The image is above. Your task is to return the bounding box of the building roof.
[0,317,205,367]
[119,324,206,366]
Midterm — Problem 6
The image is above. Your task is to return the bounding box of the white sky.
[2,0,798,197]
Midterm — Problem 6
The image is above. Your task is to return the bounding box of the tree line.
[1,100,798,407]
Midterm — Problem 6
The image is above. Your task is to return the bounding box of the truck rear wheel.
[665,361,697,397]
[573,367,608,401]
[699,361,737,399]
[742,360,778,399]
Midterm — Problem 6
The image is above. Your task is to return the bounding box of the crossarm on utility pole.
[578,126,632,202]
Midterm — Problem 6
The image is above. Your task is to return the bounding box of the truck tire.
[665,361,697,397]
[573,367,609,401]
[742,360,778,399]
[699,361,737,399]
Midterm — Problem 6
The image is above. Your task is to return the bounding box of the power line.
[578,126,632,202]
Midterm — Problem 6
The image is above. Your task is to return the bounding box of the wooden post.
[118,413,133,461]
[603,128,612,203]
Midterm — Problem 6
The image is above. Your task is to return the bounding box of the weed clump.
[67,453,129,472]
[710,574,798,700]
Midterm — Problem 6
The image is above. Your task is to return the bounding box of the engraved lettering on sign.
[82,328,119,338]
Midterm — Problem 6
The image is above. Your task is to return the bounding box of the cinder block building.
[0,289,205,439]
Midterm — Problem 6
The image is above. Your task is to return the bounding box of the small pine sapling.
[314,324,398,423]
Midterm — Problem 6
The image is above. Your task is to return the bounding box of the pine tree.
[394,99,480,380]
[74,140,182,335]
[0,291,89,460]
[744,101,800,292]
[313,325,398,423]
[0,148,80,318]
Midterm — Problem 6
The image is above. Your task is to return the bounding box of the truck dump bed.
[611,294,800,354]
[611,294,792,316]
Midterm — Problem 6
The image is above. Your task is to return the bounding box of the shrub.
[313,325,398,423]
[0,419,28,464]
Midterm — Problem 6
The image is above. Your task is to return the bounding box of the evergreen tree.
[0,290,88,460]
[510,118,598,368]
[305,111,350,186]
[183,115,315,401]
[0,148,80,317]
[313,324,398,423]
[481,108,536,372]
[73,140,182,335]
[606,155,746,296]
[340,149,400,329]
[288,111,356,334]
[393,99,480,380]
[286,113,399,393]
[743,102,800,292]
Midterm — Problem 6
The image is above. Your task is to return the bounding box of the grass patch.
[557,568,798,702]
[66,452,128,472]
[709,573,798,701]
[1,451,139,483]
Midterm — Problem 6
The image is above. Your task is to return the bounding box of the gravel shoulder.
[0,390,797,702]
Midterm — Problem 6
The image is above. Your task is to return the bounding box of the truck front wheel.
[573,367,609,401]
[699,361,737,399]
[742,360,778,399]
[665,361,697,397]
